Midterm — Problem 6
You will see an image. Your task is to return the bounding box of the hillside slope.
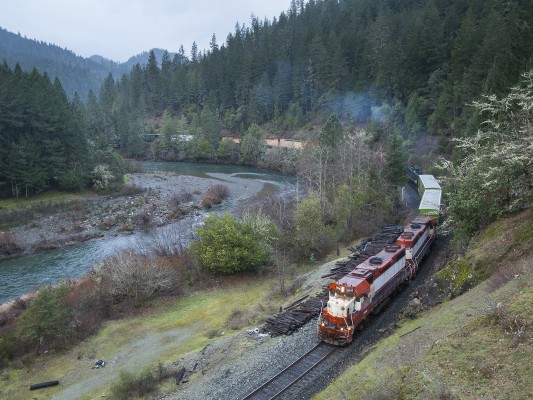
[313,209,533,400]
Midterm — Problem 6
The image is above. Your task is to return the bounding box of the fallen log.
[30,380,59,390]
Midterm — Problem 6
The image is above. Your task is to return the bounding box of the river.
[0,162,296,304]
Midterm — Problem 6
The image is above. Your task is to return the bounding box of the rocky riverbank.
[4,170,276,260]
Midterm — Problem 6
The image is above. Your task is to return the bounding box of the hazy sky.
[0,0,291,62]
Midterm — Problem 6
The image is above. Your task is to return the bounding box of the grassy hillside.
[313,208,533,400]
[0,278,278,399]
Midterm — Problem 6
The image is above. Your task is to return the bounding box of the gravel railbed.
[165,221,447,400]
[167,323,321,400]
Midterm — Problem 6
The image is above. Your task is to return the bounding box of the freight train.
[317,172,441,345]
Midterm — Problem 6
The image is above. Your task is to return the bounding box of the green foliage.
[385,134,408,186]
[93,149,125,186]
[190,137,215,160]
[216,138,240,161]
[16,285,73,348]
[318,114,342,148]
[0,333,22,366]
[59,170,82,191]
[240,124,265,164]
[283,103,304,130]
[110,368,157,400]
[190,212,274,274]
[294,193,335,260]
[444,69,533,241]
[331,183,365,239]
[91,164,115,190]
[0,64,91,198]
[199,105,221,145]
[161,108,177,146]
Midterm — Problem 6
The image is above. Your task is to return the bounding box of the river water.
[0,162,296,304]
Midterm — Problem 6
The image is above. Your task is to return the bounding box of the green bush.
[110,368,157,400]
[294,193,335,260]
[0,333,23,367]
[59,170,82,191]
[190,212,275,274]
[16,285,73,351]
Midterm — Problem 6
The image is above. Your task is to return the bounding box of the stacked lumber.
[329,225,403,281]
[263,225,403,336]
[264,296,326,336]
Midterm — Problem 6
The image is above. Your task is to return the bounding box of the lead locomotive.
[318,174,441,345]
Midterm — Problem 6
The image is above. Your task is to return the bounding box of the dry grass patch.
[200,184,230,208]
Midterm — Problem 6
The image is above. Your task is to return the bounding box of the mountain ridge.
[0,27,178,100]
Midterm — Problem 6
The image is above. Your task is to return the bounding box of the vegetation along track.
[242,341,337,400]
[245,184,444,399]
[293,235,448,399]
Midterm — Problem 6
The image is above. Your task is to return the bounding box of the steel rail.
[241,341,337,400]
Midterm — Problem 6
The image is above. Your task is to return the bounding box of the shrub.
[171,189,193,205]
[121,184,145,196]
[135,210,152,229]
[200,184,230,208]
[59,170,82,191]
[16,285,73,352]
[293,193,335,260]
[91,164,115,190]
[98,251,177,304]
[110,368,158,400]
[0,333,25,367]
[190,212,274,274]
[125,159,144,173]
[0,231,21,256]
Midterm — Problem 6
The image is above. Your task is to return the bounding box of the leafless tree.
[99,251,176,304]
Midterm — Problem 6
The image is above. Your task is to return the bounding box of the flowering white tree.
[91,164,115,189]
[443,70,533,239]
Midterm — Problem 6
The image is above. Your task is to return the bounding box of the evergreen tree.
[240,124,265,164]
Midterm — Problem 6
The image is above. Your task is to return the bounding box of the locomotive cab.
[327,285,357,318]
[318,279,371,345]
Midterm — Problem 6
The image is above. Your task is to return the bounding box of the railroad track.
[241,341,337,400]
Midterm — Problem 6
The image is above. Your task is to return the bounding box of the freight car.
[406,165,422,186]
[317,175,441,346]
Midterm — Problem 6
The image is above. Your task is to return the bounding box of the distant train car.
[406,165,422,186]
[418,174,441,197]
[318,175,440,346]
[419,189,442,220]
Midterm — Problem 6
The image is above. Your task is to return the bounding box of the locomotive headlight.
[321,322,325,327]
[340,327,344,331]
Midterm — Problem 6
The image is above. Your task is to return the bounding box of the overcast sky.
[0,0,291,62]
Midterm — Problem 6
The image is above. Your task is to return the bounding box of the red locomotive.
[317,214,437,345]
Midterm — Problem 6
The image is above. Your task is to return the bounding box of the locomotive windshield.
[335,286,355,297]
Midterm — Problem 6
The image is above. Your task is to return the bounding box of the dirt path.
[52,323,203,400]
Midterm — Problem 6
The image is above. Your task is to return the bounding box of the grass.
[0,277,276,400]
[313,272,532,400]
[313,210,533,400]
[0,191,85,211]
[435,208,533,298]
[0,191,90,230]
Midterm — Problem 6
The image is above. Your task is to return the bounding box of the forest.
[1,0,532,236]
[0,2,532,393]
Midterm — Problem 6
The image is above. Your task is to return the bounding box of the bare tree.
[99,251,176,304]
